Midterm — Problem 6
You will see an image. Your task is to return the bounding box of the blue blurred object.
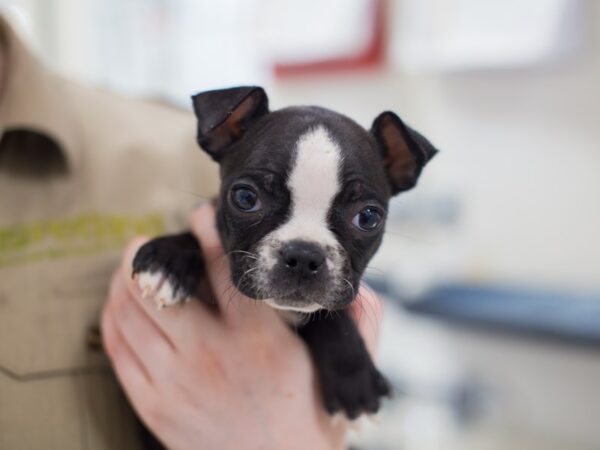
[396,283,600,347]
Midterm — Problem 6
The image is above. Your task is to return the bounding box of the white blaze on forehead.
[276,126,342,245]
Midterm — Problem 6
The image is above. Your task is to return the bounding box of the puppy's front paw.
[132,236,203,309]
[321,359,391,420]
[135,270,188,309]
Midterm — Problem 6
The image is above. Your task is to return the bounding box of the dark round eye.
[352,207,383,231]
[231,187,262,212]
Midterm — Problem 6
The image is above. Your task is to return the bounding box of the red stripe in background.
[273,0,386,78]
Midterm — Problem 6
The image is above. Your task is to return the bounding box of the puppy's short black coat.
[133,86,437,419]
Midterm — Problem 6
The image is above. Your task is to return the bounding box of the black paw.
[321,358,391,419]
[132,233,204,308]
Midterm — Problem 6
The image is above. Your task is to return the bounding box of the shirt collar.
[0,15,81,171]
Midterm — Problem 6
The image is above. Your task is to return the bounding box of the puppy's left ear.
[371,111,438,195]
[191,86,269,161]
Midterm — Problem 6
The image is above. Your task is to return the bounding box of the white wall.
[4,0,599,293]
[271,2,600,294]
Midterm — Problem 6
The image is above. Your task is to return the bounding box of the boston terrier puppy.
[132,86,437,419]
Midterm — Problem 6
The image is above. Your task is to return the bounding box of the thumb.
[189,204,275,325]
[348,285,383,357]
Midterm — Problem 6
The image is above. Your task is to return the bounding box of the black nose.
[280,241,326,279]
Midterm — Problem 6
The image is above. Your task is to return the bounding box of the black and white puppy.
[133,86,437,419]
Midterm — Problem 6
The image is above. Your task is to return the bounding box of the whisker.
[227,250,259,261]
[383,229,435,244]
[168,187,213,202]
[237,266,259,290]
[364,266,386,277]
[341,277,356,300]
[356,281,381,330]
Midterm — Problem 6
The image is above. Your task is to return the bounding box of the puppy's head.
[192,86,437,312]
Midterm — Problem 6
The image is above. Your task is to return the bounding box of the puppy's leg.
[132,232,204,309]
[298,310,391,419]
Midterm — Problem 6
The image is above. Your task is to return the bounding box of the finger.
[122,237,220,349]
[349,284,383,356]
[101,302,165,433]
[189,205,231,304]
[101,292,152,390]
[108,270,176,377]
[190,205,274,324]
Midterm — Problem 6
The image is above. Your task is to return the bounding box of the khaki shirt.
[0,16,218,450]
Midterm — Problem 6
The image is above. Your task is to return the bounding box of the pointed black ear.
[371,111,438,195]
[191,86,269,161]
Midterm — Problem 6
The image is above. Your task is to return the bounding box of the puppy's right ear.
[191,86,269,161]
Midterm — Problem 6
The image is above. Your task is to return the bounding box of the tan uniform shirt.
[0,16,219,450]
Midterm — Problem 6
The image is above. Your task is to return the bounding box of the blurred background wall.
[2,1,599,449]
[3,0,597,295]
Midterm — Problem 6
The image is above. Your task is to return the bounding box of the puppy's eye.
[352,207,382,231]
[231,187,262,212]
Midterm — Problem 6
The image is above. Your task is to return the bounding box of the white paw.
[330,412,346,427]
[135,271,189,309]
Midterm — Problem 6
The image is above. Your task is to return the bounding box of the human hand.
[101,205,384,450]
